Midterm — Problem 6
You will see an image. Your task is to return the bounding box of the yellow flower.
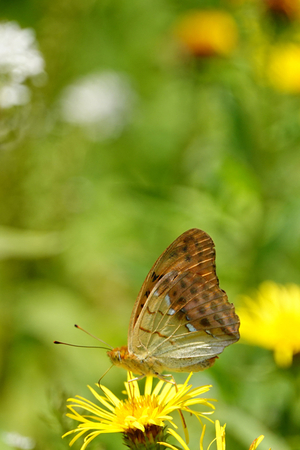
[237,281,300,367]
[63,372,215,450]
[174,10,238,57]
[200,420,267,450]
[267,43,300,93]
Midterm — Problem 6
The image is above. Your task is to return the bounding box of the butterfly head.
[107,346,160,376]
[107,346,142,374]
[107,346,124,364]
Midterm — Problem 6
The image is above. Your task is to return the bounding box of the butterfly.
[107,228,240,377]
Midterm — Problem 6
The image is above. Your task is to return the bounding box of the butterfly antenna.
[74,324,113,349]
[53,341,111,351]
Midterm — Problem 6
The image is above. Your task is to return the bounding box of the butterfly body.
[107,345,217,376]
[108,229,240,377]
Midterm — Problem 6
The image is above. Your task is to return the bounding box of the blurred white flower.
[2,431,35,449]
[0,21,45,109]
[60,71,136,140]
[0,83,31,108]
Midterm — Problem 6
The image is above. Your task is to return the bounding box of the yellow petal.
[199,424,206,450]
[152,379,165,397]
[95,385,121,408]
[68,429,87,447]
[215,420,226,450]
[159,442,181,450]
[249,435,264,450]
[144,376,153,397]
[131,421,145,431]
[167,429,191,450]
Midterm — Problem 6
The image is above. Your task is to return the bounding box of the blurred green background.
[1,0,300,449]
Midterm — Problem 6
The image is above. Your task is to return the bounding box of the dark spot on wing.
[200,318,211,327]
[214,314,225,325]
[151,272,160,282]
[181,280,187,289]
[178,297,186,305]
[145,290,150,298]
[198,306,206,315]
[185,255,191,262]
[210,301,218,311]
[190,286,197,294]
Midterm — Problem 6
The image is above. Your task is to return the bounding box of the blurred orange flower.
[174,10,238,57]
[267,43,300,92]
[264,0,300,19]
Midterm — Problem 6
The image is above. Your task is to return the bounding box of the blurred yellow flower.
[63,372,215,450]
[199,420,267,450]
[174,10,238,57]
[238,281,300,367]
[267,44,300,93]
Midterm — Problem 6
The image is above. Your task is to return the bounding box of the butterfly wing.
[128,229,239,371]
[128,229,215,336]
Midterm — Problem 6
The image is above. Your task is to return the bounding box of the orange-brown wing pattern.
[135,270,239,360]
[128,229,216,337]
[128,229,239,369]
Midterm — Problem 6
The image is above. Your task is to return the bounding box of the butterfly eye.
[117,351,121,362]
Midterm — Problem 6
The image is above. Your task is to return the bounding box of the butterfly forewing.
[128,229,216,337]
[128,229,240,371]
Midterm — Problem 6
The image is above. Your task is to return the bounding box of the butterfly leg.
[97,364,114,387]
[128,374,146,383]
[156,373,176,386]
